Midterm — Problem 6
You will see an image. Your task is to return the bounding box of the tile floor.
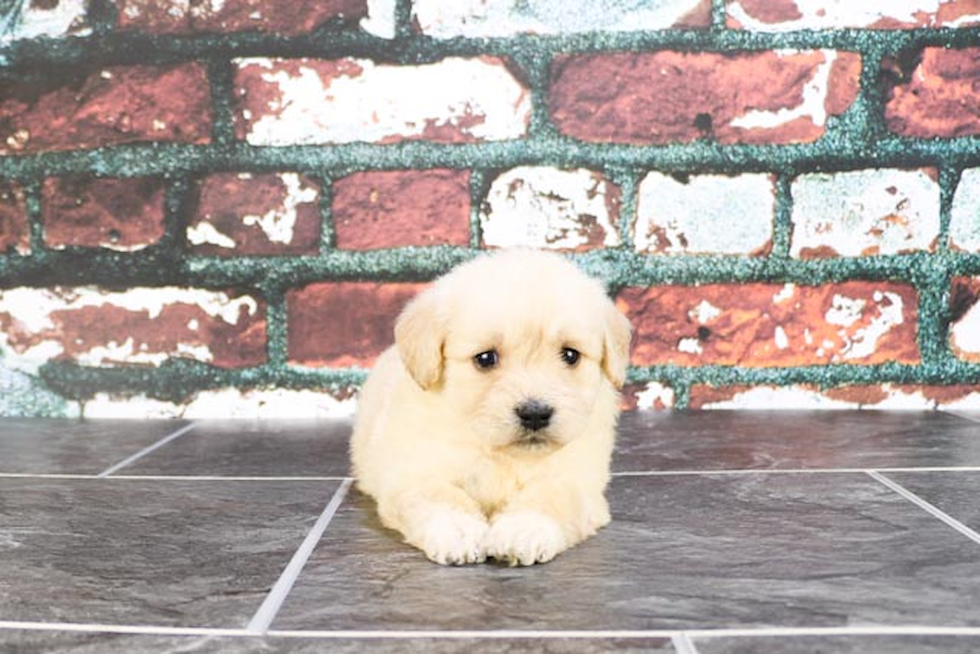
[2,411,980,652]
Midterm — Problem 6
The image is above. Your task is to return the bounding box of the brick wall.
[2,0,980,417]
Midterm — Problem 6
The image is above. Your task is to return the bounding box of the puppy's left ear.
[601,302,633,389]
[394,288,447,391]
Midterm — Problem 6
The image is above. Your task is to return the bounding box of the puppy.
[350,249,632,566]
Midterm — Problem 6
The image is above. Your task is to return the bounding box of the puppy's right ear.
[394,288,446,391]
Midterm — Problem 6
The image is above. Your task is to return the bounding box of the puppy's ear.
[394,288,446,390]
[601,302,633,389]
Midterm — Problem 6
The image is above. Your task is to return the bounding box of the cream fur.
[350,249,632,566]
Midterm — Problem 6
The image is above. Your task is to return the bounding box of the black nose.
[515,400,554,431]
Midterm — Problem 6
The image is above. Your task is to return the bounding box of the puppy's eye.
[561,347,580,366]
[474,349,499,370]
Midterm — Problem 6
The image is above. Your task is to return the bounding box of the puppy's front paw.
[417,508,489,566]
[486,510,567,566]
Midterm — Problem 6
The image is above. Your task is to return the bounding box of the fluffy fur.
[350,249,632,566]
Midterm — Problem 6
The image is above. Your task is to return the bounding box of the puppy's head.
[395,249,632,450]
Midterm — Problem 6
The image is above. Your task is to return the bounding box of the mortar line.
[866,470,980,546]
[710,0,726,30]
[771,173,793,258]
[24,179,44,253]
[319,172,336,252]
[937,166,960,255]
[96,422,198,478]
[469,169,488,249]
[246,477,353,635]
[392,0,413,39]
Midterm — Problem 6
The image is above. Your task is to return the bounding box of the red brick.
[188,173,321,256]
[116,0,367,35]
[0,64,212,155]
[333,170,471,250]
[617,282,919,367]
[0,287,266,369]
[727,0,980,29]
[287,282,424,367]
[0,181,29,255]
[886,48,980,139]
[549,50,861,145]
[42,176,166,251]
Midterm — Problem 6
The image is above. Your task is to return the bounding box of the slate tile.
[273,473,980,631]
[0,479,338,627]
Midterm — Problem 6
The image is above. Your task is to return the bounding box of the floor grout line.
[611,466,980,477]
[96,422,199,478]
[672,632,701,653]
[245,477,354,636]
[3,622,980,640]
[4,466,980,482]
[268,626,980,639]
[866,470,980,547]
[0,473,351,481]
[944,410,980,426]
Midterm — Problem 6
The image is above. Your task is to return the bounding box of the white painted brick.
[82,388,357,420]
[696,386,858,410]
[360,0,397,38]
[791,169,940,258]
[630,382,676,411]
[0,0,90,46]
[951,168,980,252]
[481,167,621,250]
[0,287,262,371]
[413,0,708,38]
[635,173,774,255]
[695,384,980,410]
[236,57,531,145]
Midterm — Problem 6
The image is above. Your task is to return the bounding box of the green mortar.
[2,11,980,411]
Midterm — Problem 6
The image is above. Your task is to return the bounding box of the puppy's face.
[395,251,631,451]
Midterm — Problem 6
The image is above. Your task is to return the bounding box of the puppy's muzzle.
[515,400,554,432]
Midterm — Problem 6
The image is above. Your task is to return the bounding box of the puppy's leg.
[377,483,489,565]
[486,443,611,566]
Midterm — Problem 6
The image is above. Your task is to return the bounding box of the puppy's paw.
[486,510,567,566]
[417,508,489,566]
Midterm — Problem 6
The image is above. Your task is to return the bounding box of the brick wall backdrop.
[2,0,980,417]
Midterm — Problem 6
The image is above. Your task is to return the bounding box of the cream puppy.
[350,249,632,566]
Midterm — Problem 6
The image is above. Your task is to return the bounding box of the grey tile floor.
[2,411,980,653]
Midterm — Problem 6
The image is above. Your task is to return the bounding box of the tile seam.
[245,476,353,635]
[267,626,980,639]
[0,473,350,482]
[946,410,980,425]
[96,422,198,478]
[612,466,980,477]
[866,470,980,546]
[673,632,701,654]
[4,467,980,481]
[2,622,980,639]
